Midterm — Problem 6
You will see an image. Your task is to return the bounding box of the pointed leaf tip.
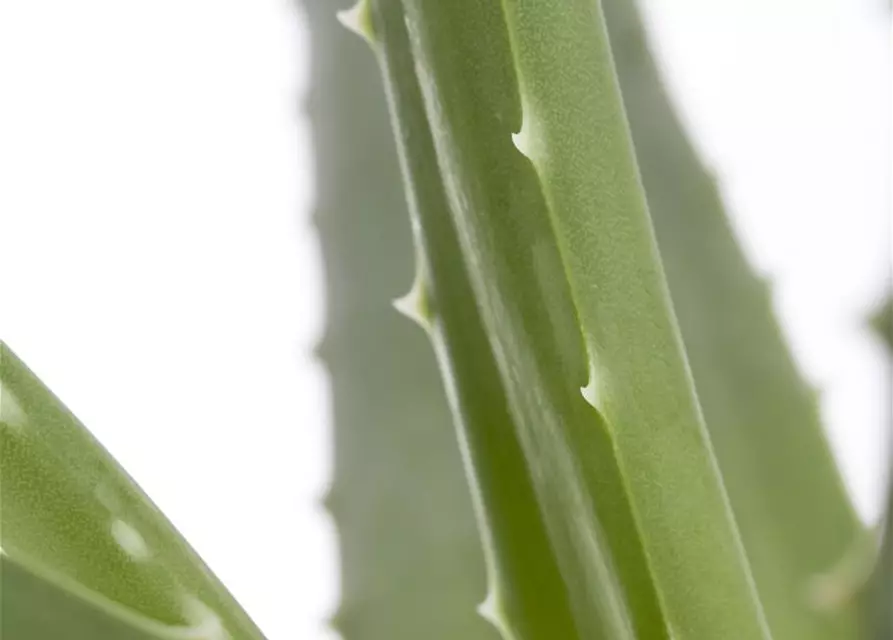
[336,0,377,47]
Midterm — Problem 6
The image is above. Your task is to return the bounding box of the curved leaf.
[0,341,265,640]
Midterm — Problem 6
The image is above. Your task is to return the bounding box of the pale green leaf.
[304,1,500,637]
[363,0,766,636]
[0,342,265,640]
[603,2,863,638]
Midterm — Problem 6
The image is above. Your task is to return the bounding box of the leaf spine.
[580,359,601,410]
[477,589,518,640]
[393,269,435,332]
[336,0,378,47]
[511,117,534,160]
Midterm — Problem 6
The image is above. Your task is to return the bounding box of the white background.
[0,1,889,638]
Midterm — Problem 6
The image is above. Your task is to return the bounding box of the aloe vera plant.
[346,1,767,636]
[304,1,495,637]
[325,0,877,638]
[3,1,889,639]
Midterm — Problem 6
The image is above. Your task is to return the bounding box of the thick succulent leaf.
[0,342,265,640]
[602,2,864,638]
[345,2,603,637]
[2,553,172,640]
[304,1,498,638]
[362,0,769,637]
[326,0,864,637]
[316,0,661,637]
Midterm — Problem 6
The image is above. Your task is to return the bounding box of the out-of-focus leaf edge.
[305,0,501,637]
[603,2,864,638]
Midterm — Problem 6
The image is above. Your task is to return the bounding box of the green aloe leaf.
[602,2,864,638]
[304,1,499,637]
[339,0,666,637]
[323,0,866,637]
[2,553,178,640]
[0,341,266,640]
[353,0,769,637]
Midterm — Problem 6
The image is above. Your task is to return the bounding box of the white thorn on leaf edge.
[511,126,533,160]
[393,278,433,331]
[336,0,376,46]
[580,363,600,409]
[477,591,516,640]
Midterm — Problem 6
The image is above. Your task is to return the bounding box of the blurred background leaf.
[304,1,495,638]
[603,1,863,637]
